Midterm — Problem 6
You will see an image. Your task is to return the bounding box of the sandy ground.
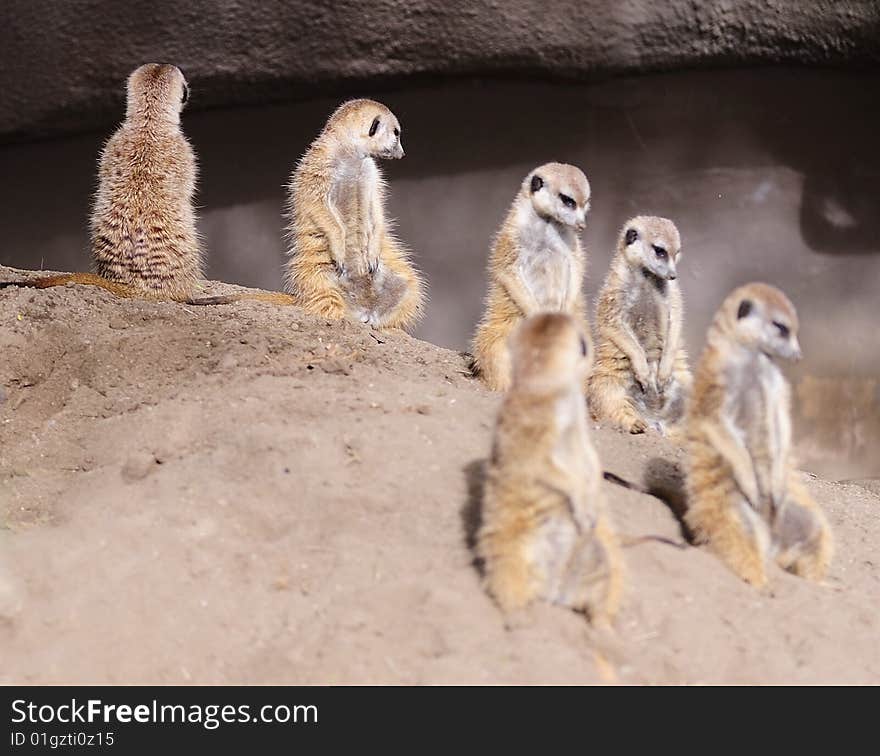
[0,268,878,685]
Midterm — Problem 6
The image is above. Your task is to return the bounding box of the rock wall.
[2,0,879,142]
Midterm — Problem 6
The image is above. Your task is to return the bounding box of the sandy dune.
[1,269,877,684]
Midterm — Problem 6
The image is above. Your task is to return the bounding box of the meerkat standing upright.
[477,313,624,625]
[471,163,591,392]
[89,63,202,300]
[284,99,425,330]
[589,216,691,435]
[685,283,833,586]
[1,64,207,302]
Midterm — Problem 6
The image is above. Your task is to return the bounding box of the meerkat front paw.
[657,360,674,390]
[628,416,648,434]
[738,477,762,513]
[632,370,649,393]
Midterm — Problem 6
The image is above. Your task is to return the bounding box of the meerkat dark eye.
[625,228,639,245]
[737,300,753,319]
[181,84,189,104]
[579,337,588,357]
[530,175,543,193]
[559,193,576,209]
[393,127,400,137]
[773,321,790,338]
[369,117,380,137]
[652,244,667,260]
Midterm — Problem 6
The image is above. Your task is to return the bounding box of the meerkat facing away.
[589,216,691,435]
[283,99,425,330]
[685,283,832,586]
[1,64,225,303]
[471,163,591,392]
[477,313,624,625]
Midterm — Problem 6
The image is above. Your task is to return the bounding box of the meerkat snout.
[365,110,404,159]
[527,166,590,230]
[624,223,680,281]
[733,288,802,362]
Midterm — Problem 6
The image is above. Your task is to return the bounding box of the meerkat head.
[523,163,590,231]
[619,216,681,281]
[325,99,404,160]
[510,313,593,394]
[716,282,802,362]
[125,63,189,125]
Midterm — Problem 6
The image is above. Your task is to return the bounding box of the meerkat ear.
[625,228,638,245]
[530,175,543,193]
[737,299,753,319]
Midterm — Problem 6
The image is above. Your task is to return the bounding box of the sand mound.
[1,268,878,684]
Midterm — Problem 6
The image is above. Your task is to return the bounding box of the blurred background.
[1,1,878,479]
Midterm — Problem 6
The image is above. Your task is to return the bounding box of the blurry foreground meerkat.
[471,163,591,392]
[1,64,222,303]
[283,99,425,330]
[589,216,690,435]
[477,313,624,624]
[685,283,832,586]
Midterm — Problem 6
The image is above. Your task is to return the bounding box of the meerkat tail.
[618,534,687,549]
[1,273,87,289]
[0,273,140,298]
[602,471,651,494]
[185,292,298,306]
[601,473,689,549]
[0,274,71,289]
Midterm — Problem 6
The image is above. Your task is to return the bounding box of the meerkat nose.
[668,272,677,280]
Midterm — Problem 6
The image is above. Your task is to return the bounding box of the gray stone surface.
[2,0,879,142]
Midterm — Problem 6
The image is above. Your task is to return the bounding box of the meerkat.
[588,216,691,435]
[282,98,425,330]
[470,163,591,392]
[477,313,624,625]
[1,64,224,303]
[685,283,833,586]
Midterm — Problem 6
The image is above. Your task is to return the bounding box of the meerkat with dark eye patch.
[0,64,230,303]
[470,163,591,392]
[588,216,691,435]
[685,283,832,587]
[282,98,425,330]
[477,313,624,625]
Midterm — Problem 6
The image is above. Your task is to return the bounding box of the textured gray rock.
[2,0,878,142]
